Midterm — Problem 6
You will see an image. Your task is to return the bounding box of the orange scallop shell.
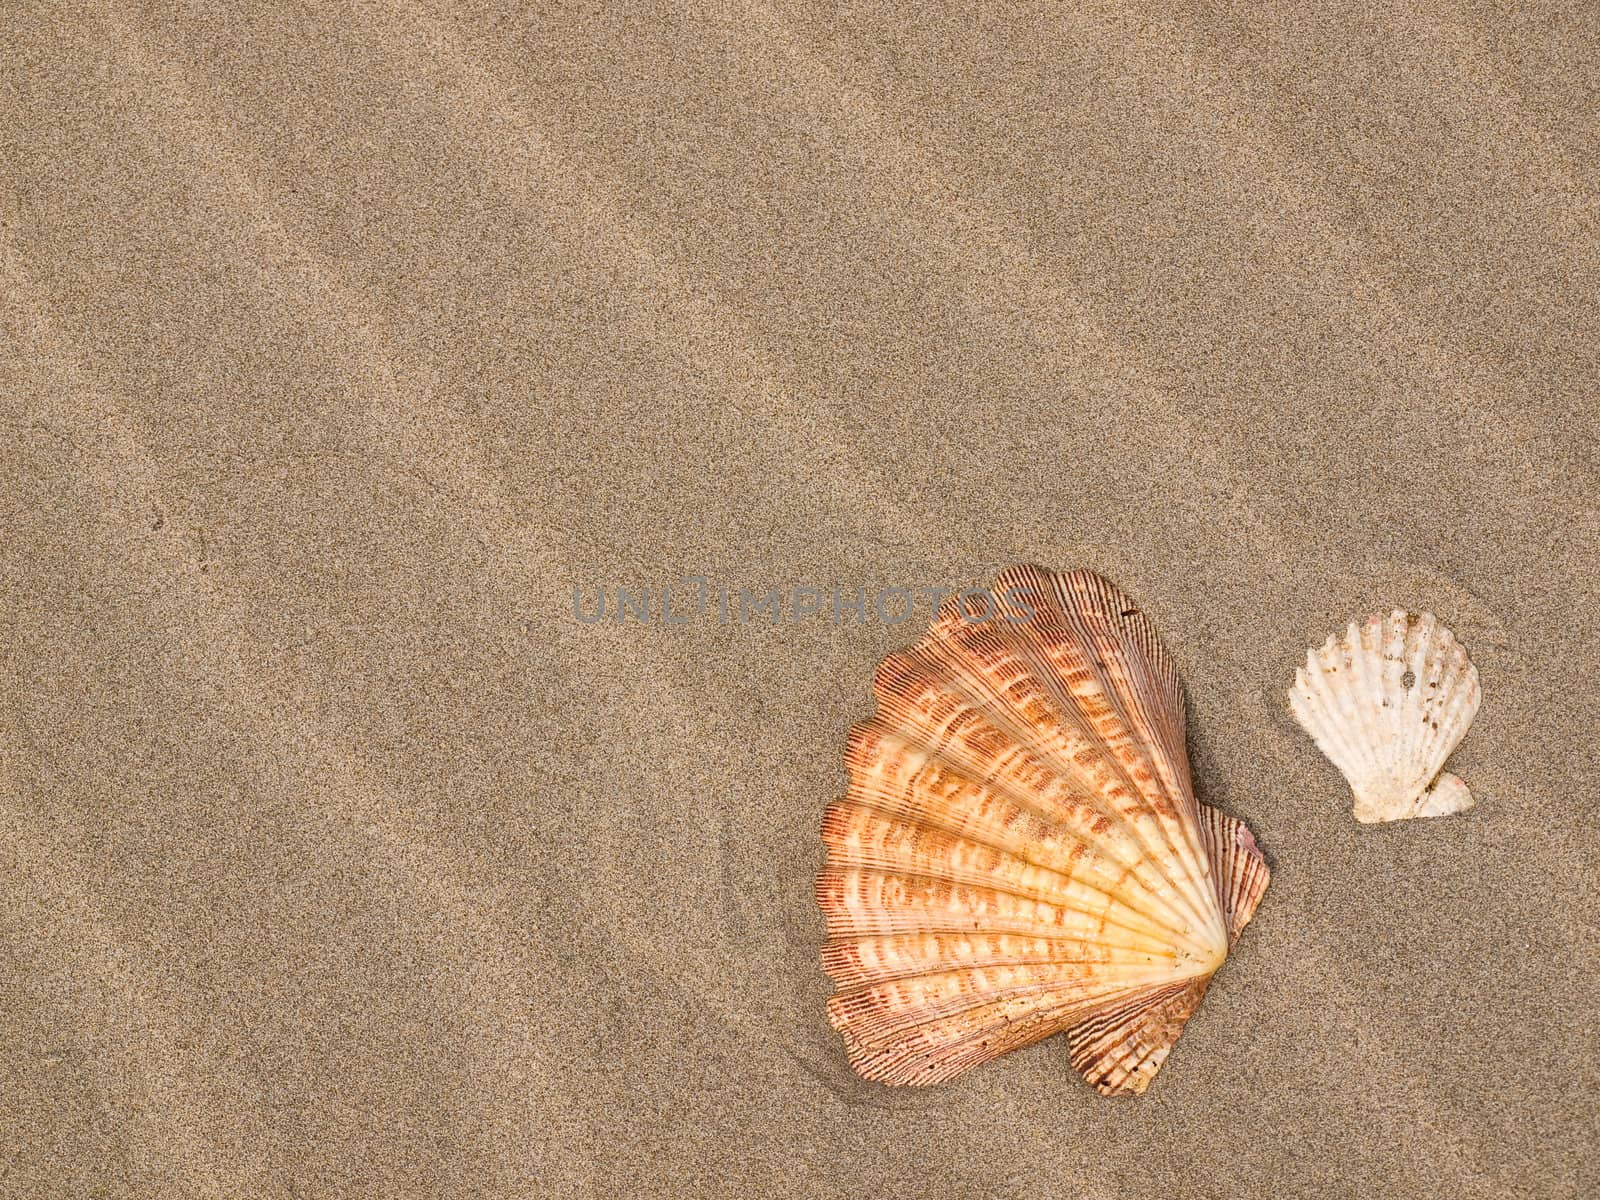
[817,566,1268,1095]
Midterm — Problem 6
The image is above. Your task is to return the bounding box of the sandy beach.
[3,3,1597,1196]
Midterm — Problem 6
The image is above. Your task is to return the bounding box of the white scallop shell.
[1289,611,1481,823]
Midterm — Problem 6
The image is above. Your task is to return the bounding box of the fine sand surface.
[3,4,1598,1197]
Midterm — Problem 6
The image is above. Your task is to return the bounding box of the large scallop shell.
[1288,610,1481,823]
[817,566,1269,1095]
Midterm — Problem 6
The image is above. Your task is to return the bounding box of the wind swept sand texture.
[2,3,1597,1197]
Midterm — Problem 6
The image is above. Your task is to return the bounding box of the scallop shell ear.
[1288,611,1481,824]
[817,566,1269,1095]
[1066,806,1268,1093]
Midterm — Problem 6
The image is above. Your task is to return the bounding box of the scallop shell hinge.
[816,565,1269,1095]
[1288,610,1481,824]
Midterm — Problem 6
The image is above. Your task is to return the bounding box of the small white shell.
[1289,611,1481,824]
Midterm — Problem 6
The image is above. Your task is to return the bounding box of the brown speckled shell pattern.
[817,566,1269,1095]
